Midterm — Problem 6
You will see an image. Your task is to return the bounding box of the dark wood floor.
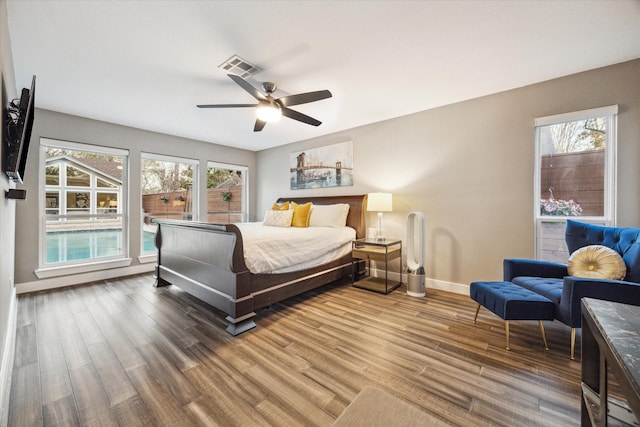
[8,273,583,426]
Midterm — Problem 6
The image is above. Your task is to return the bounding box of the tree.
[141,160,192,194]
[207,168,238,188]
[550,118,606,153]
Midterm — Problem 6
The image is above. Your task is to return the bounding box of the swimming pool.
[46,229,156,264]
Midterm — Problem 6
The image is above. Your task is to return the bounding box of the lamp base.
[376,212,384,241]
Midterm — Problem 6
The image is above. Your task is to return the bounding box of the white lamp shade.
[367,192,392,212]
[256,104,282,122]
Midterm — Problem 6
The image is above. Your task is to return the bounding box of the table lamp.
[367,192,392,241]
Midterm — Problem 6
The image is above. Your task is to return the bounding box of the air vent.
[218,55,261,79]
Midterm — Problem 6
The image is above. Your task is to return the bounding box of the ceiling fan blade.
[254,119,267,132]
[227,74,267,101]
[281,107,322,127]
[278,90,332,107]
[197,104,257,108]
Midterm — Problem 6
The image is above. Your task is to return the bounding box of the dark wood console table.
[581,298,640,426]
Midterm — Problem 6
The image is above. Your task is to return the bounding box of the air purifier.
[406,212,425,297]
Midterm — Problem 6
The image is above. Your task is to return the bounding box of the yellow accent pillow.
[568,245,627,280]
[290,201,312,228]
[272,201,289,210]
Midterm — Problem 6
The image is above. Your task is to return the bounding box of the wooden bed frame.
[153,194,367,335]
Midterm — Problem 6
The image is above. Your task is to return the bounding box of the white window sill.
[137,254,157,264]
[35,258,133,279]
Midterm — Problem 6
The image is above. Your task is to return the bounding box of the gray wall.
[14,109,256,287]
[0,0,17,421]
[256,59,640,290]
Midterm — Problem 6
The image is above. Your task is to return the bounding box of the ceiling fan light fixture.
[198,74,331,131]
[256,103,282,122]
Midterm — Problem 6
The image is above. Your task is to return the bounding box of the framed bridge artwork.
[290,141,353,190]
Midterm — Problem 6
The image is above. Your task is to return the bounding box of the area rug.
[333,386,449,426]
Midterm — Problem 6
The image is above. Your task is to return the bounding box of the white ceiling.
[6,1,640,152]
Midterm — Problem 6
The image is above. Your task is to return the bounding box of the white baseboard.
[369,268,468,295]
[424,277,468,295]
[16,263,155,294]
[0,288,17,427]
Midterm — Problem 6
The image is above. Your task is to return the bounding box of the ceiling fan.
[197,74,332,132]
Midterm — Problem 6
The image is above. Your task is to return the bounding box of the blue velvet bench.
[470,281,556,351]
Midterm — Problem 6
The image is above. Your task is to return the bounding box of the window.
[534,106,617,262]
[206,162,248,223]
[40,139,128,267]
[141,153,198,255]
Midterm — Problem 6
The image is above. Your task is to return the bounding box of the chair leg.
[473,304,480,324]
[538,321,549,351]
[505,320,510,351]
[570,328,576,360]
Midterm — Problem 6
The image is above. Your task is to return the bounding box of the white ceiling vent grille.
[218,55,261,79]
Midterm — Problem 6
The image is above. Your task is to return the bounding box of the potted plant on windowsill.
[539,198,583,216]
[221,191,232,202]
[160,195,169,204]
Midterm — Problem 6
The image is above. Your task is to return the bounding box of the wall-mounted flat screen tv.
[3,75,36,183]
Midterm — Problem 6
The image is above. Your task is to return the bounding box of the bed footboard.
[152,219,257,335]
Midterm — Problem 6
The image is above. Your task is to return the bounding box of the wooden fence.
[540,150,604,216]
[142,186,243,223]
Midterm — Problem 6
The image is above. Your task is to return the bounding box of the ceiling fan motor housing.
[262,82,277,94]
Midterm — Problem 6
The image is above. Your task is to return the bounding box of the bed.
[152,194,367,335]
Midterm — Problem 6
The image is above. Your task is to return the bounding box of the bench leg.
[538,321,549,351]
[505,320,510,350]
[570,328,576,360]
[473,304,480,324]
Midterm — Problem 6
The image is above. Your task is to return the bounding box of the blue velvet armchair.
[503,220,640,359]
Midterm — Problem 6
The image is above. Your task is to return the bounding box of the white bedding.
[234,222,356,274]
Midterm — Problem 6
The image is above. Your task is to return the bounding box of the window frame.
[206,161,249,223]
[140,152,199,258]
[36,138,130,278]
[533,105,618,261]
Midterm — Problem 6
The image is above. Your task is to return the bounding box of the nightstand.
[352,238,402,294]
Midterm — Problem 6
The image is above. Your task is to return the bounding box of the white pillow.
[263,209,294,227]
[308,203,350,227]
